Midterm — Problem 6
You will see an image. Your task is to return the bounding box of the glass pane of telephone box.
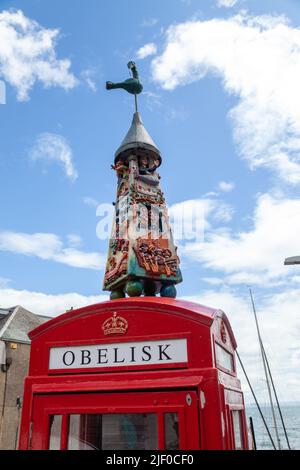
[165,413,179,449]
[49,415,62,450]
[68,413,158,450]
[232,410,243,450]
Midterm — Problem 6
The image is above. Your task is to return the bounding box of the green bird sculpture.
[106,61,143,95]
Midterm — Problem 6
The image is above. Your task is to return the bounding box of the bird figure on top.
[106,61,143,95]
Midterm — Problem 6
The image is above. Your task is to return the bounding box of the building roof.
[0,308,15,331]
[0,306,50,344]
[114,112,161,164]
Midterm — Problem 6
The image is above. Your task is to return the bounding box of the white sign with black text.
[49,338,188,370]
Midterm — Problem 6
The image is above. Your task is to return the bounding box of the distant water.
[246,404,300,450]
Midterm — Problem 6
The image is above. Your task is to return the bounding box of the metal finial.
[134,94,138,113]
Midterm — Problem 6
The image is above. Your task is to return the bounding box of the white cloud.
[141,18,158,28]
[67,234,82,248]
[151,13,300,184]
[203,191,219,198]
[0,79,6,104]
[83,196,99,208]
[217,0,238,7]
[0,277,11,288]
[165,107,189,122]
[30,132,78,180]
[0,9,77,101]
[0,231,104,270]
[218,181,235,192]
[143,91,162,111]
[169,198,233,242]
[182,193,300,284]
[201,277,224,285]
[81,69,97,92]
[137,43,157,59]
[0,287,108,317]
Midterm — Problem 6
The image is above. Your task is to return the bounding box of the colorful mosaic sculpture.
[103,63,182,298]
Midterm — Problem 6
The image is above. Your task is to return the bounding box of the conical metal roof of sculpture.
[115,112,161,165]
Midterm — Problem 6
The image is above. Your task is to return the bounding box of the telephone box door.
[30,390,200,450]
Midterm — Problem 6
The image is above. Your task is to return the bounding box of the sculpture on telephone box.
[104,62,182,299]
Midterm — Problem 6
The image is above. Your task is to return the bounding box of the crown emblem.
[102,312,128,336]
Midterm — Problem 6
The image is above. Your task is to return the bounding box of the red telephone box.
[18,297,249,450]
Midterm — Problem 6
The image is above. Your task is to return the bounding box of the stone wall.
[0,342,30,450]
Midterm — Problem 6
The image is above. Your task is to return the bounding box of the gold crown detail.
[102,312,128,335]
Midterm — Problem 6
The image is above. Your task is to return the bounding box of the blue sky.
[1,0,300,405]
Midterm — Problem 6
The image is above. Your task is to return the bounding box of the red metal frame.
[19,298,249,450]
[31,390,199,450]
